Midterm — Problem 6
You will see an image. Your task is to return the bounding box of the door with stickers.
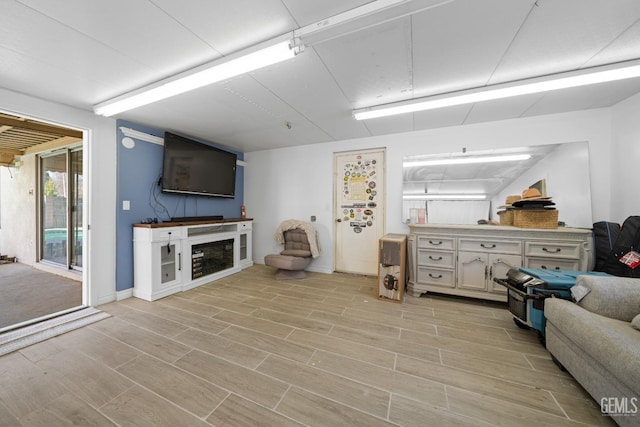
[334,149,385,275]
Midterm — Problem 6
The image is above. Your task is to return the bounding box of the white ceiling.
[2,0,640,152]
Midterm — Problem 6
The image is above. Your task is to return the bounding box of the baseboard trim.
[254,260,333,275]
[307,266,334,274]
[116,288,133,301]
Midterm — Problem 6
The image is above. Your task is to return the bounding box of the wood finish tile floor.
[0,265,616,426]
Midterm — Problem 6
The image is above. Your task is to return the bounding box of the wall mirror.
[402,141,593,228]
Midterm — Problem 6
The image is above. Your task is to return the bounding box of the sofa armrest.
[576,275,640,322]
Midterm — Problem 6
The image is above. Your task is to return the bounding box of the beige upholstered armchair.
[264,220,319,279]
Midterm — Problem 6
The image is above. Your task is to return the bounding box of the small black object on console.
[167,215,223,222]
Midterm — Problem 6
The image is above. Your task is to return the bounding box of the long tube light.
[94,39,299,117]
[354,59,640,120]
[293,0,454,47]
[403,153,531,167]
[403,194,487,200]
[94,1,453,117]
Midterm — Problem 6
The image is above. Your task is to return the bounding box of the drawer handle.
[541,265,562,270]
[428,273,443,279]
[480,243,496,249]
[429,256,443,261]
[429,240,443,245]
[542,247,561,253]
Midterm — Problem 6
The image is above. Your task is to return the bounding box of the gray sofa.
[545,275,640,427]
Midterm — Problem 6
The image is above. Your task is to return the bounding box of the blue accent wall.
[115,120,244,292]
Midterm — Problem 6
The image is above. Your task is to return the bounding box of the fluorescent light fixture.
[94,39,299,116]
[403,153,531,167]
[354,59,640,120]
[403,194,487,200]
[294,0,454,47]
[95,1,455,117]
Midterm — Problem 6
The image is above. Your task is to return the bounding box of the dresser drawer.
[458,238,521,255]
[417,236,455,251]
[238,221,252,232]
[526,257,580,271]
[417,250,455,268]
[151,227,185,241]
[417,267,455,288]
[525,241,581,259]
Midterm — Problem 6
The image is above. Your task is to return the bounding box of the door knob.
[336,218,342,223]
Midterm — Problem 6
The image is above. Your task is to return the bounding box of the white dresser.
[408,224,593,301]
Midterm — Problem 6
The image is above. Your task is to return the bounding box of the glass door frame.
[38,145,83,271]
[69,148,83,270]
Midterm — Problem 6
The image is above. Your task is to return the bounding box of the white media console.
[133,218,253,301]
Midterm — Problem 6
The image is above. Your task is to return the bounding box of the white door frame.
[333,148,386,275]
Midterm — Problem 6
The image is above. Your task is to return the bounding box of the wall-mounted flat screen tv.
[161,132,237,198]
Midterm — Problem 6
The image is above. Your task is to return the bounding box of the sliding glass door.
[40,147,83,269]
[70,150,83,268]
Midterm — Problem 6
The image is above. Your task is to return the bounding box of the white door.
[334,149,385,275]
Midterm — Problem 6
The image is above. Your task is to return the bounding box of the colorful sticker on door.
[341,156,378,233]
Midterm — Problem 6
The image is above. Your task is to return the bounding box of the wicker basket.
[513,209,558,229]
[498,210,514,226]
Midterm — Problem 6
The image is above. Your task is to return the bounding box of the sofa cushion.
[264,254,312,271]
[283,229,312,251]
[575,275,640,322]
[546,298,640,389]
[633,314,640,331]
[280,249,312,257]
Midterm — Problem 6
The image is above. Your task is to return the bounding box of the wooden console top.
[133,218,253,228]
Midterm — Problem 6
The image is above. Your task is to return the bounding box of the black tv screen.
[161,132,237,198]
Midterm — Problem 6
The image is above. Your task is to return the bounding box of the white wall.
[0,85,625,300]
[491,141,593,228]
[0,88,117,306]
[0,154,38,263]
[611,91,640,223]
[246,108,613,274]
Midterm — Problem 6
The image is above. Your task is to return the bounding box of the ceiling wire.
[485,0,539,85]
[462,0,540,124]
[148,0,223,57]
[409,13,415,132]
[278,0,300,28]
